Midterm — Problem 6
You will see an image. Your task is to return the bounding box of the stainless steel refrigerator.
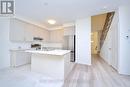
[63,35,75,62]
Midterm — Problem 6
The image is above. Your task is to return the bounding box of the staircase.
[100,12,115,48]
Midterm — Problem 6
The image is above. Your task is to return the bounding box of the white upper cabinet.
[10,18,50,42]
[10,19,25,42]
[64,26,75,36]
[24,24,34,42]
[50,29,64,43]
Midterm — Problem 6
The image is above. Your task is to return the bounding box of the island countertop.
[25,49,71,56]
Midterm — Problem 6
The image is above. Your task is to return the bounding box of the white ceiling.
[15,0,130,30]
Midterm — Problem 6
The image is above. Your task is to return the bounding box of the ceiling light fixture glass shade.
[48,20,56,25]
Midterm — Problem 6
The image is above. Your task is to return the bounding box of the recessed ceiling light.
[48,20,56,25]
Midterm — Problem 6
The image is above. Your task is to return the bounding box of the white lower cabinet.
[10,51,31,67]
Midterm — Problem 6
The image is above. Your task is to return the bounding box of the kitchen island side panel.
[31,54,64,80]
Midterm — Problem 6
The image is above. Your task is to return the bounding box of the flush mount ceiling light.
[103,6,107,9]
[48,20,56,25]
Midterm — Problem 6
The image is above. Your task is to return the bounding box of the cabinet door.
[10,19,25,42]
[24,24,34,42]
[50,29,64,43]
[15,52,31,66]
[34,26,50,42]
[64,27,75,36]
[11,51,31,67]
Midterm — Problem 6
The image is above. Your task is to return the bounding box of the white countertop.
[10,49,27,52]
[25,50,71,56]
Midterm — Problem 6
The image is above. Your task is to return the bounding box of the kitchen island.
[26,50,74,81]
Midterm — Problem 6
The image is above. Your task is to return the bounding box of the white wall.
[100,11,119,70]
[118,6,130,75]
[0,18,10,69]
[75,18,91,65]
[100,28,111,63]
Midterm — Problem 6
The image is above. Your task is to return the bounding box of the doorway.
[91,12,118,70]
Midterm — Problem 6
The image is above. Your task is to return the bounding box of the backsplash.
[42,43,63,49]
[10,42,31,50]
[9,42,63,50]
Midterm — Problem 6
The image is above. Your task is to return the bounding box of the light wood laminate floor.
[63,55,130,87]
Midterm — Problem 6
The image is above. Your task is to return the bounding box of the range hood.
[33,37,43,41]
